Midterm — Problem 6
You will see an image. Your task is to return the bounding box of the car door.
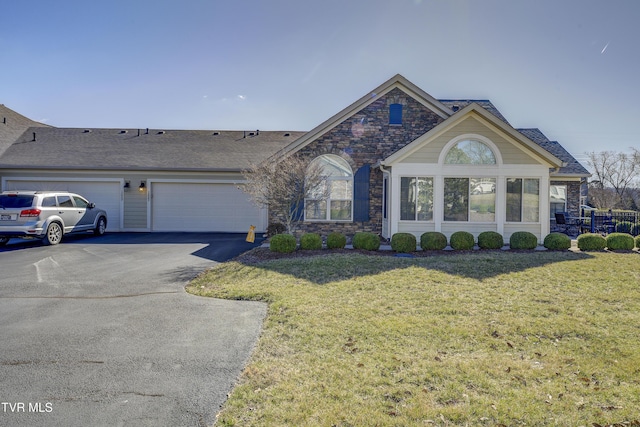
[72,195,98,230]
[56,194,82,232]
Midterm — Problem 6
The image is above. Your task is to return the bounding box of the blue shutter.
[353,164,370,222]
[389,103,402,125]
[290,199,304,221]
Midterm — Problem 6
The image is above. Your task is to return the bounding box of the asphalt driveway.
[0,233,266,427]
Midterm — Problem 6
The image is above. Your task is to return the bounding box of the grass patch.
[187,251,640,426]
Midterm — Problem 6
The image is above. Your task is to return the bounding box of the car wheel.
[94,217,107,236]
[0,236,9,246]
[43,222,63,245]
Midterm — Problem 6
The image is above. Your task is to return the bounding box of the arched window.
[444,140,496,164]
[305,154,353,221]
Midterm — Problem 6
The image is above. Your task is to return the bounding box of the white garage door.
[5,179,122,231]
[151,182,264,232]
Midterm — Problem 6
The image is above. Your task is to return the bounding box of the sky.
[2,0,639,164]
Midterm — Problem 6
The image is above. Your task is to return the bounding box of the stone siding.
[269,88,444,237]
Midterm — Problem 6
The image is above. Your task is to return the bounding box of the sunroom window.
[507,178,540,222]
[444,140,496,164]
[444,177,496,222]
[549,185,567,218]
[305,154,353,221]
[400,177,433,221]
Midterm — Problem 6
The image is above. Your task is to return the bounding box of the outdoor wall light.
[139,181,146,192]
[124,181,130,191]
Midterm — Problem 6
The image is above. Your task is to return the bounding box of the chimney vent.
[32,132,36,141]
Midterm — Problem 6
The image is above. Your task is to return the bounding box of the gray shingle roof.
[0,104,51,157]
[517,128,590,176]
[439,99,510,124]
[0,127,305,171]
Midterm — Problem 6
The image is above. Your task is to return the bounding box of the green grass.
[187,250,640,426]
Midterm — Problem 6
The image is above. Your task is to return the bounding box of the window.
[41,197,56,207]
[305,154,353,221]
[57,195,73,207]
[507,178,539,222]
[444,177,496,222]
[73,196,89,208]
[400,177,433,221]
[389,103,403,125]
[550,185,567,218]
[444,140,496,164]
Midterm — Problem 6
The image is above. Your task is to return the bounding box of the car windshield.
[0,195,34,209]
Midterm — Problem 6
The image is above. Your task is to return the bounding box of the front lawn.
[187,250,640,426]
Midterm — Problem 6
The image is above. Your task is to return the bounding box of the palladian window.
[305,154,353,221]
[444,140,496,164]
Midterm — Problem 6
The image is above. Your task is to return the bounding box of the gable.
[383,104,564,168]
[399,115,541,165]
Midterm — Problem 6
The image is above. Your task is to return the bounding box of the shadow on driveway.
[1,232,264,263]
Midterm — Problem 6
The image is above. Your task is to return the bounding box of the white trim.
[2,176,125,231]
[438,134,504,166]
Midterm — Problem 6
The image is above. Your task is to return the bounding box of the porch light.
[124,181,130,191]
[139,181,146,192]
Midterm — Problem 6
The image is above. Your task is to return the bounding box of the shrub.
[636,235,640,249]
[606,232,635,251]
[266,223,286,237]
[477,231,504,249]
[509,231,538,250]
[391,233,417,253]
[300,233,322,250]
[615,221,633,234]
[450,231,475,250]
[632,223,640,236]
[352,232,380,251]
[577,233,606,251]
[420,232,447,251]
[326,232,346,249]
[269,234,297,253]
[543,233,571,250]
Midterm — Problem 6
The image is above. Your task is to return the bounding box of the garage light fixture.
[139,181,146,192]
[124,181,130,191]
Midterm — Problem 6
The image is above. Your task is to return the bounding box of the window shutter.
[353,164,370,222]
[290,199,305,221]
[389,103,403,125]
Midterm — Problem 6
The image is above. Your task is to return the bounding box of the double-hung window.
[305,154,353,221]
[400,177,433,221]
[507,178,540,222]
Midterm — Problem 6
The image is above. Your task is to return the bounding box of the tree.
[586,149,640,209]
[240,154,328,234]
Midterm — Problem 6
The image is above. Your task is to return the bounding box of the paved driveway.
[0,233,266,427]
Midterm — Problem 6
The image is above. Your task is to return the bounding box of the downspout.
[379,164,391,239]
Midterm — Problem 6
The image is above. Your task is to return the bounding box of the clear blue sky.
[2,0,639,161]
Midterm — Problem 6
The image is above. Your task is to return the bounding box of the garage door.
[151,182,264,232]
[5,180,122,231]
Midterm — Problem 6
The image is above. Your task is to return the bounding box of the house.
[0,75,590,242]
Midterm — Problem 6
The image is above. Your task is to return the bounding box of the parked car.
[0,191,107,246]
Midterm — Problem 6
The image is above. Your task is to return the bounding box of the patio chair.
[554,212,571,234]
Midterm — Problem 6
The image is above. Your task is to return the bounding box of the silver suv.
[0,191,108,246]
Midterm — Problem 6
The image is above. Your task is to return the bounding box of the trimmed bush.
[300,233,322,250]
[450,231,475,250]
[477,231,504,249]
[632,223,640,236]
[269,233,297,253]
[577,233,606,251]
[420,232,447,251]
[391,233,417,253]
[326,232,347,249]
[352,232,380,251]
[636,235,640,249]
[543,232,571,250]
[509,231,538,250]
[606,232,635,251]
[266,222,286,237]
[615,221,633,234]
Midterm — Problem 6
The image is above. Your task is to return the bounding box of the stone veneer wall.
[269,88,445,238]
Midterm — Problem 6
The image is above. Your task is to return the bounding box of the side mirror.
[88,203,96,209]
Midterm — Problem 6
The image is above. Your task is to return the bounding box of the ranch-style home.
[0,75,589,242]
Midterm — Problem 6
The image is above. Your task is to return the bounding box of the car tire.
[94,216,107,236]
[0,236,9,246]
[43,222,63,245]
